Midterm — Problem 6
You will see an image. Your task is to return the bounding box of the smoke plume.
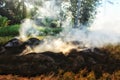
[19,0,120,54]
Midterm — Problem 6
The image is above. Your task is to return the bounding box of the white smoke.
[19,0,120,54]
[89,15,120,46]
[36,0,60,18]
[19,19,39,41]
[89,0,120,46]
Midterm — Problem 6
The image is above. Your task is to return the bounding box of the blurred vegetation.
[0,0,100,26]
[0,0,27,24]
[0,15,9,27]
[40,27,62,36]
[0,0,41,25]
[0,25,62,37]
[0,24,20,37]
[70,0,100,27]
[0,70,119,80]
[0,25,62,45]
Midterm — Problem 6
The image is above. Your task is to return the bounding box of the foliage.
[0,0,100,27]
[0,0,46,25]
[0,15,9,27]
[0,24,20,36]
[39,17,58,28]
[0,24,62,37]
[70,0,100,27]
[0,0,27,24]
[39,27,62,36]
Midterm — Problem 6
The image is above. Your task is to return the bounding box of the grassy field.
[0,70,120,80]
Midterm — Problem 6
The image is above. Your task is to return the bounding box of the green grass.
[0,24,20,37]
[0,24,62,37]
[0,15,9,27]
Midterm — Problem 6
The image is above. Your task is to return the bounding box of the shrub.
[0,15,9,27]
[0,24,62,37]
[40,27,62,36]
[0,24,20,36]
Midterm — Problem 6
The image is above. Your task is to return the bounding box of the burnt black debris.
[0,45,5,53]
[4,38,22,48]
[23,38,43,49]
[0,38,120,78]
[0,38,43,55]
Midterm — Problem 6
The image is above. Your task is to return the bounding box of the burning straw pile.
[0,37,120,79]
[0,0,120,79]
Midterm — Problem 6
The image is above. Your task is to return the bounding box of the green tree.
[70,0,100,28]
[0,0,27,24]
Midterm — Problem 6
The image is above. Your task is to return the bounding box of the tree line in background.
[0,0,100,27]
[0,0,27,25]
[70,0,100,27]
